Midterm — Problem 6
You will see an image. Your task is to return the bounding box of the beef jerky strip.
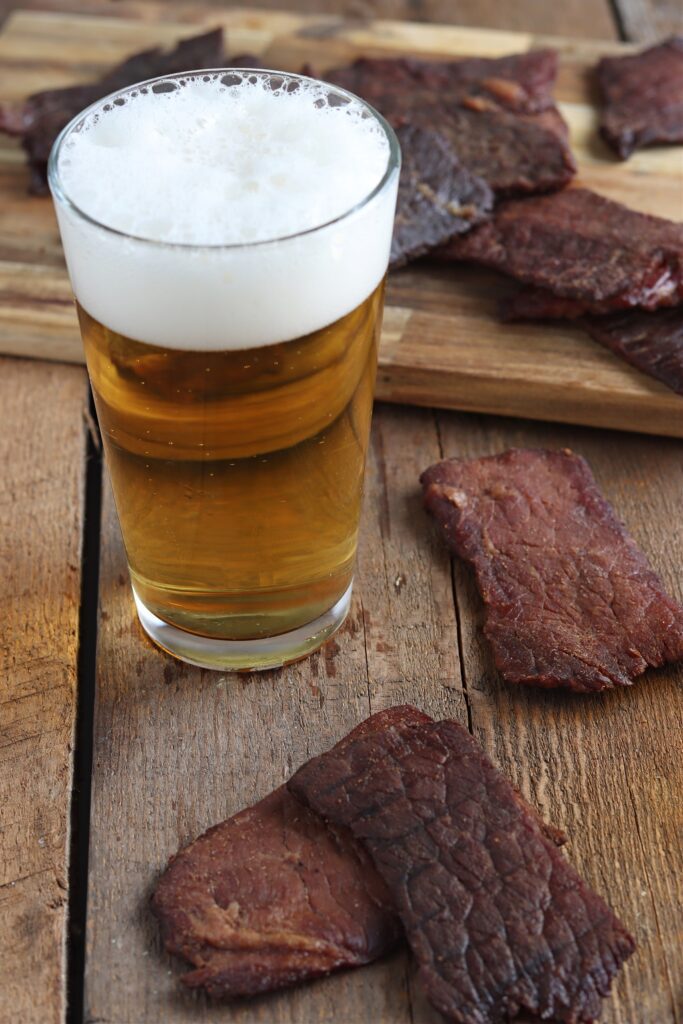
[390,125,493,269]
[582,306,683,396]
[597,37,683,159]
[289,711,635,1024]
[421,448,683,692]
[327,50,561,115]
[443,188,683,316]
[151,705,430,998]
[324,52,575,198]
[0,30,260,195]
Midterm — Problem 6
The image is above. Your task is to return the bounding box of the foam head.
[50,70,399,350]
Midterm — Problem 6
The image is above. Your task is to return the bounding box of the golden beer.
[49,68,399,668]
[80,284,383,640]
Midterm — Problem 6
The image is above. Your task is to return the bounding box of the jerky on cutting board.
[597,37,683,159]
[583,306,683,396]
[152,705,430,997]
[0,29,261,194]
[421,448,683,692]
[443,188,683,317]
[390,125,493,268]
[324,50,576,198]
[289,710,635,1024]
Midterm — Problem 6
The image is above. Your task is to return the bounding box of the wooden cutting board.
[1,7,682,436]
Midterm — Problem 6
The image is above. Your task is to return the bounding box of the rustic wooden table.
[1,2,682,1024]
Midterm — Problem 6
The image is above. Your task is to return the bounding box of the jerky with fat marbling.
[597,36,683,159]
[289,710,635,1024]
[421,448,683,692]
[444,188,683,316]
[151,705,430,997]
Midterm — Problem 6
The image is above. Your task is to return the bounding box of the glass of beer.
[48,69,399,670]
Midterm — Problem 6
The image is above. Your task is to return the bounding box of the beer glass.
[49,69,400,670]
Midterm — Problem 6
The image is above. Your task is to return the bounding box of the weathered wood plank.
[612,0,682,44]
[2,0,619,42]
[84,405,462,1023]
[0,357,88,1024]
[435,410,683,1024]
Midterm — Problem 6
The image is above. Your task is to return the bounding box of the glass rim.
[47,66,401,252]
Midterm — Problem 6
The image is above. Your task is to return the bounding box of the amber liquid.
[80,282,383,640]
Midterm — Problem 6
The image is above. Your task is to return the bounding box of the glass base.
[132,581,352,671]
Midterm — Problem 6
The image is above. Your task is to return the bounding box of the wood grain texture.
[1,8,682,438]
[612,0,682,44]
[434,411,683,1024]
[0,357,88,1024]
[84,404,462,1024]
[1,0,619,40]
[84,399,683,1023]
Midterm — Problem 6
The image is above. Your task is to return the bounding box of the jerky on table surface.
[421,448,683,692]
[597,37,683,159]
[390,125,493,269]
[443,188,683,317]
[582,306,683,396]
[0,29,262,195]
[323,50,576,200]
[289,711,635,1024]
[152,705,430,998]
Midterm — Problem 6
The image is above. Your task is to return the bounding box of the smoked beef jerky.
[421,448,683,692]
[597,37,683,159]
[324,51,576,198]
[152,706,429,997]
[442,188,683,317]
[289,710,635,1024]
[390,124,493,268]
[326,50,561,115]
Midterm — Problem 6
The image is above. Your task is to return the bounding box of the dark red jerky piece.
[289,715,636,1024]
[597,37,683,159]
[327,50,560,114]
[582,306,683,396]
[323,52,575,197]
[442,189,683,315]
[152,705,430,998]
[420,449,683,692]
[391,124,493,268]
[0,30,260,195]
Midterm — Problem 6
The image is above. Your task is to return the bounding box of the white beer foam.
[53,72,398,350]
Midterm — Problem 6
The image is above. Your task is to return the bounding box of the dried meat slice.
[391,124,493,268]
[289,712,636,1024]
[582,306,683,396]
[152,705,430,997]
[421,448,683,692]
[326,50,561,115]
[597,37,683,159]
[0,30,259,194]
[323,52,576,197]
[443,188,683,315]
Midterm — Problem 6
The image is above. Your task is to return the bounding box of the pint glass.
[49,69,400,670]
